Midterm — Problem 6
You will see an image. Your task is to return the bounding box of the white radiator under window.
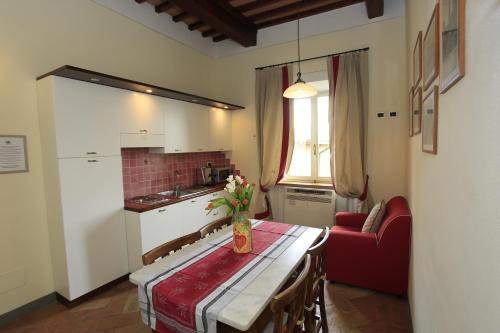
[283,187,335,228]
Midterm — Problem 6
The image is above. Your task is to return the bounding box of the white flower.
[225,182,236,193]
[235,175,243,184]
[227,175,234,182]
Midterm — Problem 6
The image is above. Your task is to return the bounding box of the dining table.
[129,219,323,333]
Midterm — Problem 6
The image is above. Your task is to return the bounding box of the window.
[286,93,331,182]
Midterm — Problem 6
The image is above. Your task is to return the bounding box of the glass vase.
[232,211,253,253]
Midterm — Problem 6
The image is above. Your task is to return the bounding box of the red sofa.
[325,196,412,296]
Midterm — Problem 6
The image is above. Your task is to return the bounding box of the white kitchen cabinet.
[37,76,129,302]
[125,190,226,271]
[119,91,165,148]
[125,203,184,272]
[57,156,129,300]
[51,77,121,158]
[209,108,232,151]
[154,100,210,153]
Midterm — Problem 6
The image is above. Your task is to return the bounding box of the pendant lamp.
[283,18,317,99]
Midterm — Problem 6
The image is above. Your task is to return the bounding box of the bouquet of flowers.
[206,175,255,216]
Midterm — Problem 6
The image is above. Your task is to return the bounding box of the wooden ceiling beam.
[235,0,285,14]
[202,29,219,38]
[188,21,207,31]
[155,1,174,13]
[256,0,364,28]
[168,0,257,46]
[213,35,228,42]
[172,12,192,22]
[365,0,384,18]
[250,0,360,22]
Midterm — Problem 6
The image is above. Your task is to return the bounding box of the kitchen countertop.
[124,183,226,213]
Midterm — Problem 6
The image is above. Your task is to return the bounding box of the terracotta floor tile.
[1,281,412,332]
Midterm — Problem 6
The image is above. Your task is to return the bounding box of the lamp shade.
[283,81,317,99]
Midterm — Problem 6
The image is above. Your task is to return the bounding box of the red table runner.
[140,221,305,333]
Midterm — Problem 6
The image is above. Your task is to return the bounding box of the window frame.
[285,92,331,184]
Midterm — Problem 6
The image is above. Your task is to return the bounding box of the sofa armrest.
[335,212,368,229]
[329,228,377,249]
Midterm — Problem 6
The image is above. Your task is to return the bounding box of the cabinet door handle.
[86,152,97,155]
[190,200,197,203]
[87,160,99,163]
[158,209,166,213]
[139,129,148,133]
[174,149,181,152]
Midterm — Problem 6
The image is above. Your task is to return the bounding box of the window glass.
[288,98,312,177]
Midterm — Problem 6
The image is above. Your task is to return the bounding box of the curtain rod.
[254,47,369,70]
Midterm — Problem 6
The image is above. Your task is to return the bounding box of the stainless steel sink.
[159,190,192,198]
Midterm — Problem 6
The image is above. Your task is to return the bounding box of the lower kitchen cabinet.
[125,191,226,272]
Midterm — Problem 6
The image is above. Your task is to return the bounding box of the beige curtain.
[328,51,369,203]
[255,65,293,217]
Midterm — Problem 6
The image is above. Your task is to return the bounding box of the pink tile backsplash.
[122,148,234,199]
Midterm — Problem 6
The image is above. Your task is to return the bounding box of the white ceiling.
[93,0,405,59]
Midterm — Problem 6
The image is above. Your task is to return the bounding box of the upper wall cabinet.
[118,92,164,148]
[155,100,210,154]
[51,77,121,158]
[209,108,232,152]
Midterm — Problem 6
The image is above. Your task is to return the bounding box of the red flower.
[242,198,249,205]
[207,203,214,209]
[231,200,239,207]
[242,179,248,187]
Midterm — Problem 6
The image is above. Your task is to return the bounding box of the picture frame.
[422,86,439,154]
[413,31,423,88]
[412,87,422,135]
[440,0,465,93]
[409,87,414,137]
[423,4,440,91]
[0,135,29,174]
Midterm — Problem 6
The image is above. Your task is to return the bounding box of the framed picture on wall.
[422,86,439,154]
[409,87,414,137]
[440,0,466,93]
[412,87,422,135]
[413,31,422,88]
[423,4,440,91]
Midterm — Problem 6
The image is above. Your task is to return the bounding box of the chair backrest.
[271,254,311,333]
[304,227,329,332]
[142,231,201,265]
[199,216,232,238]
[376,196,412,241]
[305,227,329,300]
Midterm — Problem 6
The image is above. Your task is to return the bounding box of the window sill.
[277,180,333,190]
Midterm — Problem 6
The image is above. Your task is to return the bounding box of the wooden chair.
[264,254,311,333]
[142,231,201,265]
[304,227,330,333]
[199,216,232,238]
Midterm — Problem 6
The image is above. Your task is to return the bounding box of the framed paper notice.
[0,135,29,174]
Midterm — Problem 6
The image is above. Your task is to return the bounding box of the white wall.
[0,0,216,315]
[406,0,500,332]
[215,17,409,214]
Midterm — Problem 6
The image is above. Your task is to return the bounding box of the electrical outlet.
[377,112,385,118]
[390,112,397,117]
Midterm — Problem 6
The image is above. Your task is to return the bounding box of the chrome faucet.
[174,170,181,197]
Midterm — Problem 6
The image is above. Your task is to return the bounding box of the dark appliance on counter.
[199,164,232,186]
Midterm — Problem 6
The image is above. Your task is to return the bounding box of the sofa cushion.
[361,200,386,233]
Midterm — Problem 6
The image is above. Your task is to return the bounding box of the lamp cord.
[297,18,301,75]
